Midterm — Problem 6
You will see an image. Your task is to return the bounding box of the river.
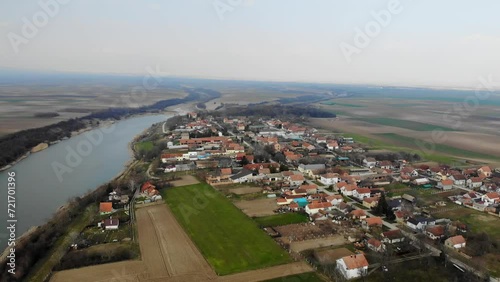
[0,114,170,251]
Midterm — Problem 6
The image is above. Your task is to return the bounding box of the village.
[112,111,498,281]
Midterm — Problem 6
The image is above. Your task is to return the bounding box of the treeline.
[221,104,336,118]
[0,118,87,167]
[0,88,221,168]
[0,183,111,281]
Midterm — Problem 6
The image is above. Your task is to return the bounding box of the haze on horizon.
[1,0,500,89]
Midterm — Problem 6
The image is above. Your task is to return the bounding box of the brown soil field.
[310,118,500,161]
[51,201,313,282]
[218,262,313,282]
[234,198,277,217]
[51,204,216,282]
[230,187,263,195]
[275,222,337,243]
[289,235,347,253]
[170,175,200,187]
[314,247,354,265]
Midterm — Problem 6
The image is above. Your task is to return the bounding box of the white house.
[320,173,340,186]
[327,141,339,150]
[363,157,377,168]
[449,174,466,186]
[482,192,500,206]
[326,194,344,206]
[467,177,483,189]
[336,254,369,280]
[437,179,454,190]
[381,229,405,244]
[230,169,253,183]
[406,217,434,231]
[445,235,466,249]
[305,202,332,215]
[288,174,305,186]
[353,188,371,200]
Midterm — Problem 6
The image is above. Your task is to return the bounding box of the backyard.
[253,213,309,227]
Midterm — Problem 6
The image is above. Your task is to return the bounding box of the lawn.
[263,272,325,282]
[356,117,456,131]
[134,140,154,152]
[253,213,309,227]
[164,183,291,275]
[433,207,500,241]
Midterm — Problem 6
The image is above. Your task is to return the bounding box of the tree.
[240,156,249,166]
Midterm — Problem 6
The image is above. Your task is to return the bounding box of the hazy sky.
[1,0,500,88]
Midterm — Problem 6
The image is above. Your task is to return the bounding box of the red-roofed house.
[362,217,383,230]
[482,192,500,206]
[437,179,454,190]
[349,209,367,220]
[336,254,369,279]
[478,166,492,177]
[99,202,113,215]
[363,197,379,208]
[288,174,305,186]
[382,229,405,244]
[467,177,483,189]
[367,238,384,252]
[425,225,445,240]
[445,235,466,249]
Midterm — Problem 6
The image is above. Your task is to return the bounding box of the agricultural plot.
[253,213,308,227]
[263,272,325,282]
[356,117,456,131]
[164,183,291,275]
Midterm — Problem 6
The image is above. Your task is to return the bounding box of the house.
[363,157,377,168]
[382,229,405,244]
[289,174,305,186]
[316,136,327,144]
[299,184,318,194]
[349,209,367,220]
[450,174,467,186]
[102,218,119,230]
[99,202,113,215]
[387,199,402,211]
[362,217,383,230]
[327,141,339,150]
[406,217,434,231]
[353,188,371,200]
[467,177,483,189]
[413,178,430,186]
[425,225,445,240]
[482,192,500,206]
[379,160,393,169]
[341,184,358,196]
[437,179,454,190]
[298,164,325,178]
[311,210,329,221]
[478,166,492,178]
[326,194,344,205]
[320,173,340,186]
[305,202,332,215]
[336,254,369,280]
[445,235,466,249]
[363,197,379,209]
[230,169,254,183]
[367,238,384,252]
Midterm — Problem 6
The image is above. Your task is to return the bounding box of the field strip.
[217,262,313,282]
[147,209,173,276]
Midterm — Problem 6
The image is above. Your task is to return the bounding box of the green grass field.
[377,133,499,161]
[135,141,154,152]
[164,183,291,275]
[263,272,325,282]
[253,213,309,227]
[355,117,456,131]
[433,207,500,241]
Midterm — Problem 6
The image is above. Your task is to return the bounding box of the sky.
[1,0,500,88]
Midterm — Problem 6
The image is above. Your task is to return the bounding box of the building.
[353,188,371,200]
[382,229,405,244]
[363,157,377,168]
[425,225,445,240]
[305,202,332,215]
[230,169,254,183]
[99,202,113,215]
[336,254,369,280]
[320,173,340,186]
[362,217,383,230]
[367,238,384,252]
[288,174,305,186]
[437,179,454,190]
[445,235,466,249]
[363,197,379,209]
[102,218,119,230]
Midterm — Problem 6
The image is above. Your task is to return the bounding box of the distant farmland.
[164,183,290,275]
[356,117,457,131]
[377,133,499,161]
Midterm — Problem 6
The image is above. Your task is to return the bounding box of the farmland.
[355,117,456,131]
[253,213,309,227]
[164,183,291,275]
[263,272,325,282]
